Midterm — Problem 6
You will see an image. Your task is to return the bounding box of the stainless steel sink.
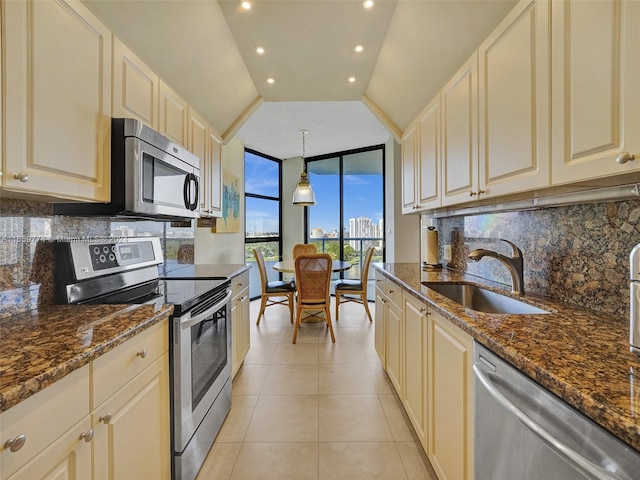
[422,282,550,315]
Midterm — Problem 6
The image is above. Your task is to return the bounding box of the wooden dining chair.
[335,246,375,322]
[293,243,317,258]
[253,248,296,325]
[293,253,335,344]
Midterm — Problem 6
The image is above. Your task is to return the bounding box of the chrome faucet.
[468,239,525,296]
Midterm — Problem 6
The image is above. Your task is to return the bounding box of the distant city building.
[310,228,323,238]
[348,216,380,251]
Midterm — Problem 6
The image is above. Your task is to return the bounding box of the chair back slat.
[361,246,375,284]
[253,248,269,289]
[293,243,318,258]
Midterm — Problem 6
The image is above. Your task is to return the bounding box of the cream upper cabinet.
[441,53,479,207]
[551,0,640,185]
[478,0,550,198]
[112,36,159,129]
[3,0,111,201]
[402,292,428,452]
[188,108,208,167]
[403,97,442,214]
[203,130,223,217]
[428,310,474,480]
[159,80,188,148]
[401,124,418,213]
[417,96,441,210]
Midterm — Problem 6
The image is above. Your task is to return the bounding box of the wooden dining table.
[273,259,352,324]
[272,259,352,273]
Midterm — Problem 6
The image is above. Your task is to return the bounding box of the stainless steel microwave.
[55,118,200,221]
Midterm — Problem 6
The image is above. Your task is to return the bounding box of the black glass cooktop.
[161,278,230,315]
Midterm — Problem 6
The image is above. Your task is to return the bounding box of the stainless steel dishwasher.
[474,343,640,480]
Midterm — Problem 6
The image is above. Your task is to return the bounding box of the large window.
[244,149,282,299]
[306,145,384,299]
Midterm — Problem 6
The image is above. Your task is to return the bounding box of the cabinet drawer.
[92,320,168,408]
[0,365,90,479]
[231,271,250,299]
[384,278,403,307]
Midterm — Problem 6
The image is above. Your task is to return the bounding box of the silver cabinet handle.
[5,434,26,452]
[136,349,148,359]
[79,429,94,443]
[419,307,427,314]
[13,172,29,182]
[99,413,112,424]
[616,151,635,164]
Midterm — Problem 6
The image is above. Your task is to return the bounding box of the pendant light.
[292,129,316,206]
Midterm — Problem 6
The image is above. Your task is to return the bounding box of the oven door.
[172,289,232,453]
[125,136,200,219]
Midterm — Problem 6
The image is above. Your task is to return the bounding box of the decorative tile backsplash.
[0,199,194,318]
[436,200,640,320]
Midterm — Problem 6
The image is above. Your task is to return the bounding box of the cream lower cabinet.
[231,271,251,377]
[551,0,640,185]
[91,320,170,480]
[374,273,403,395]
[0,321,170,480]
[428,310,474,480]
[3,0,111,202]
[402,292,428,451]
[0,366,91,480]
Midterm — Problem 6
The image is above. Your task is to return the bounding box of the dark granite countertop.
[0,303,174,412]
[158,262,250,279]
[373,262,640,453]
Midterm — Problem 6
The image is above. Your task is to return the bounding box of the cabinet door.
[231,287,250,378]
[478,0,550,198]
[159,80,188,147]
[112,36,159,129]
[203,130,223,217]
[551,0,640,184]
[401,124,418,213]
[402,293,428,450]
[441,53,479,206]
[428,312,474,480]
[417,96,441,210]
[4,0,111,201]
[385,300,403,396]
[374,286,386,365]
[188,108,208,163]
[93,355,170,480]
[5,418,93,480]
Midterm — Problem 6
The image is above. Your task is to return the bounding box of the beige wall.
[194,136,246,264]
[282,156,305,260]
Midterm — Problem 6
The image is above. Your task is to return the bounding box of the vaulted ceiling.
[83,0,517,159]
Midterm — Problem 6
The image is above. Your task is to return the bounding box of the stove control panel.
[90,241,156,271]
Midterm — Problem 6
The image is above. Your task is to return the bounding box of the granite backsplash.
[0,198,194,318]
[435,200,640,320]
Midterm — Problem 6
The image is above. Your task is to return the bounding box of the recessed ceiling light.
[348,76,357,83]
[241,1,252,11]
[354,44,365,53]
[256,46,265,54]
[363,0,374,9]
[267,77,275,84]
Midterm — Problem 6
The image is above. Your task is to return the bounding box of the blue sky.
[245,151,383,235]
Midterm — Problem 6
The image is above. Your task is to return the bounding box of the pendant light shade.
[292,130,316,206]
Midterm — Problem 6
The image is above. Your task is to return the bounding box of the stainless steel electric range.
[55,237,231,480]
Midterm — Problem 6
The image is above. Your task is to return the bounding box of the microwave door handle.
[190,175,199,210]
[183,173,198,211]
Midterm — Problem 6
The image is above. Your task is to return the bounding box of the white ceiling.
[83,0,517,160]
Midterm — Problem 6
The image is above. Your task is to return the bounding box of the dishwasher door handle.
[473,364,623,480]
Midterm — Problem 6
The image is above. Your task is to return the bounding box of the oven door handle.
[180,291,231,329]
[473,364,624,480]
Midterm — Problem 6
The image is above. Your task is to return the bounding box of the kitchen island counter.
[374,262,640,453]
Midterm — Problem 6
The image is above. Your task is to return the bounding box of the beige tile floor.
[196,298,438,480]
